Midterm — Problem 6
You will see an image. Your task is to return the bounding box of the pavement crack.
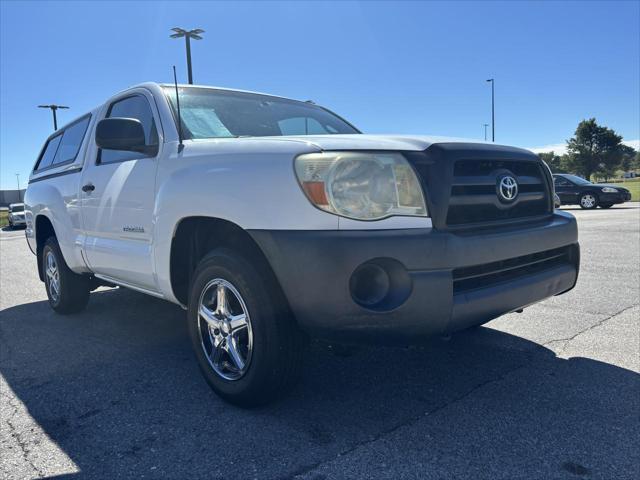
[543,304,638,354]
[534,301,637,318]
[1,388,46,478]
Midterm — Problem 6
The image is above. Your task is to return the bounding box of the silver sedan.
[7,202,26,229]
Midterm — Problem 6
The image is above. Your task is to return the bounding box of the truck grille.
[452,246,573,295]
[446,160,550,226]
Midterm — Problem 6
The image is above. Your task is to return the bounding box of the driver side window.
[98,95,159,165]
[554,177,571,187]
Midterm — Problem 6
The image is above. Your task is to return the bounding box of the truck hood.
[187,134,536,158]
[265,134,496,152]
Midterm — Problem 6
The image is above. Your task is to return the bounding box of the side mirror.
[96,118,156,155]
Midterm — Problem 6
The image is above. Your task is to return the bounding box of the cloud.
[526,139,639,155]
[528,143,569,155]
[623,139,640,150]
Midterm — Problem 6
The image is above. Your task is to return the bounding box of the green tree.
[619,144,638,172]
[538,151,568,173]
[565,118,624,181]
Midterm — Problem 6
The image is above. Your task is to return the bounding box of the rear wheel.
[187,248,305,407]
[579,193,598,209]
[42,237,90,314]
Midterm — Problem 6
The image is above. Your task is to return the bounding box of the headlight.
[294,151,428,220]
[601,187,618,193]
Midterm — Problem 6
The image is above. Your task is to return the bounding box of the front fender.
[152,149,338,302]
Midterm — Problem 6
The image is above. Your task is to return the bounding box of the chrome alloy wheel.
[197,279,253,381]
[45,250,60,302]
[581,194,596,208]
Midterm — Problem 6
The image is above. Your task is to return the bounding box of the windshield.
[562,174,592,185]
[163,86,359,139]
[10,205,24,212]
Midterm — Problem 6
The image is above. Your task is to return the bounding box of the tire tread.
[188,247,305,407]
[43,237,90,314]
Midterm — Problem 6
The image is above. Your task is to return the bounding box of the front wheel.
[579,193,598,209]
[42,237,90,314]
[187,248,305,407]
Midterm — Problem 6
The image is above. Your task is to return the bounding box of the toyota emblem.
[497,175,518,202]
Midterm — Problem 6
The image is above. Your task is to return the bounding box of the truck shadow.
[1,287,638,479]
[0,225,26,232]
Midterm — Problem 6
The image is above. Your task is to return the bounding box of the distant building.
[0,189,26,207]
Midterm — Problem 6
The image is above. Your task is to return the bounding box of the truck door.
[80,90,163,292]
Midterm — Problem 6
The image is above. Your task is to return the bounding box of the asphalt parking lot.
[1,205,639,480]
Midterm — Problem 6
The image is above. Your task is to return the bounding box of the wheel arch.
[35,214,56,281]
[169,216,292,316]
[581,189,600,197]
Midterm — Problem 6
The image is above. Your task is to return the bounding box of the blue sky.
[1,0,638,189]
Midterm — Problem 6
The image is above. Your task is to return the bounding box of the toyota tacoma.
[24,83,579,406]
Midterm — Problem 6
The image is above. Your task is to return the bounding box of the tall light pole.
[486,78,495,142]
[170,27,204,84]
[15,174,21,202]
[483,123,489,141]
[38,104,69,131]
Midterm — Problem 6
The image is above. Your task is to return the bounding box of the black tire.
[579,192,599,209]
[187,248,305,407]
[42,237,90,314]
[599,203,613,209]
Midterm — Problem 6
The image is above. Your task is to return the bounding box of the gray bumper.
[250,211,579,342]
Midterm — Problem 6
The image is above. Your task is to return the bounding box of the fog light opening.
[350,263,390,307]
[349,258,412,312]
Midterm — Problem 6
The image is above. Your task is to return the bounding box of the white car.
[24,83,580,406]
[8,202,26,228]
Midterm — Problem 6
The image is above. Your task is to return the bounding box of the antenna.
[173,65,184,150]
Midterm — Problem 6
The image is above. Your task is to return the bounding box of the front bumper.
[249,211,579,342]
[600,191,631,204]
[9,216,26,226]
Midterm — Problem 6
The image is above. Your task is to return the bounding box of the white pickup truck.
[25,83,579,406]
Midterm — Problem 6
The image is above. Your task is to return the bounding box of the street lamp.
[170,27,205,84]
[15,173,21,202]
[38,104,69,131]
[483,123,489,141]
[486,78,495,142]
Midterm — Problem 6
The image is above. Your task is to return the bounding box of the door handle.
[82,184,95,193]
